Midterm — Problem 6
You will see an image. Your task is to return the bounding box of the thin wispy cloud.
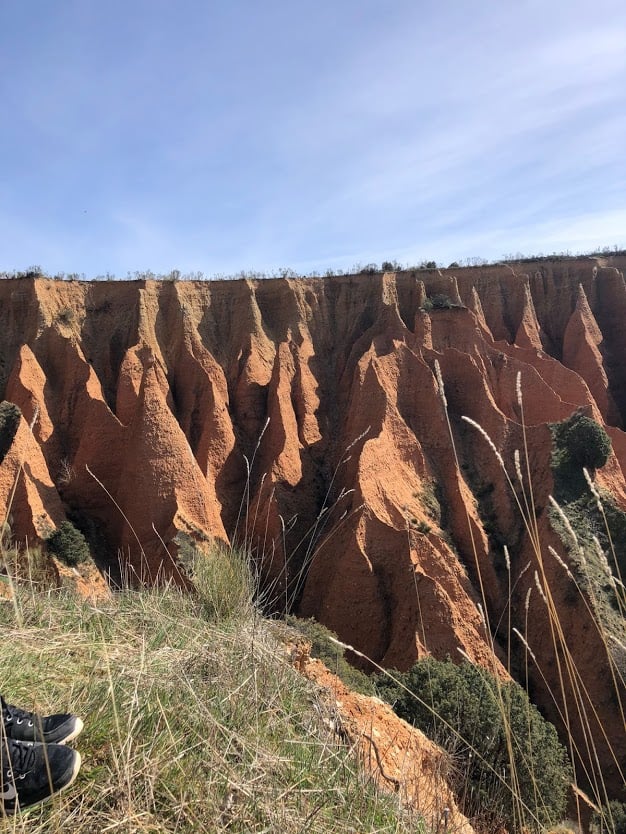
[1,0,624,275]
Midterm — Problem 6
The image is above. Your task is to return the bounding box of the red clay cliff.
[1,255,626,804]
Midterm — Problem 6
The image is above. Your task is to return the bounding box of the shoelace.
[2,742,36,780]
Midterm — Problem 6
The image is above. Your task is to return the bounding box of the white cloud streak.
[1,0,625,274]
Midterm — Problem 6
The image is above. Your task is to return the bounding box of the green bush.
[592,801,626,834]
[431,294,454,309]
[548,479,626,619]
[552,411,611,472]
[376,658,571,831]
[0,401,21,465]
[549,413,625,603]
[46,521,90,566]
[421,294,458,311]
[57,307,75,325]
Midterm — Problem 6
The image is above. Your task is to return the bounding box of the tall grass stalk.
[466,407,586,813]
[1,407,40,628]
[232,424,368,615]
[434,361,526,832]
[582,468,626,618]
[462,375,625,831]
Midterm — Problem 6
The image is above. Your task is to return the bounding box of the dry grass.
[0,552,419,834]
[453,370,626,833]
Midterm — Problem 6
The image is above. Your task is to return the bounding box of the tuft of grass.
[0,557,419,833]
[176,534,256,623]
[413,482,441,526]
[56,307,75,325]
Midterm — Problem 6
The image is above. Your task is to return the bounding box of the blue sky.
[1,0,625,277]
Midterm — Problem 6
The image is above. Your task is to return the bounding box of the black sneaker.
[1,737,81,814]
[2,698,84,745]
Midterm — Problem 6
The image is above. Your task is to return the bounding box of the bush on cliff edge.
[46,520,90,566]
[551,411,611,502]
[376,658,571,831]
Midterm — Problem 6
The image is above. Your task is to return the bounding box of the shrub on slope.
[376,658,571,832]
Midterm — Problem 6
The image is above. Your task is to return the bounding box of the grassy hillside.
[1,369,625,832]
[0,553,417,834]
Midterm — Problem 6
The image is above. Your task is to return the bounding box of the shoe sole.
[57,718,84,745]
[59,748,82,793]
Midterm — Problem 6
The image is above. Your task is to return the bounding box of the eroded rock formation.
[1,255,626,805]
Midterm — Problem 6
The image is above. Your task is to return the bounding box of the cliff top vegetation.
[2,246,625,285]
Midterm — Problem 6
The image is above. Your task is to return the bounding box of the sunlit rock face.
[2,254,626,797]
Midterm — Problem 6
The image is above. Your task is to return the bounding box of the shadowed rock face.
[1,255,626,799]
